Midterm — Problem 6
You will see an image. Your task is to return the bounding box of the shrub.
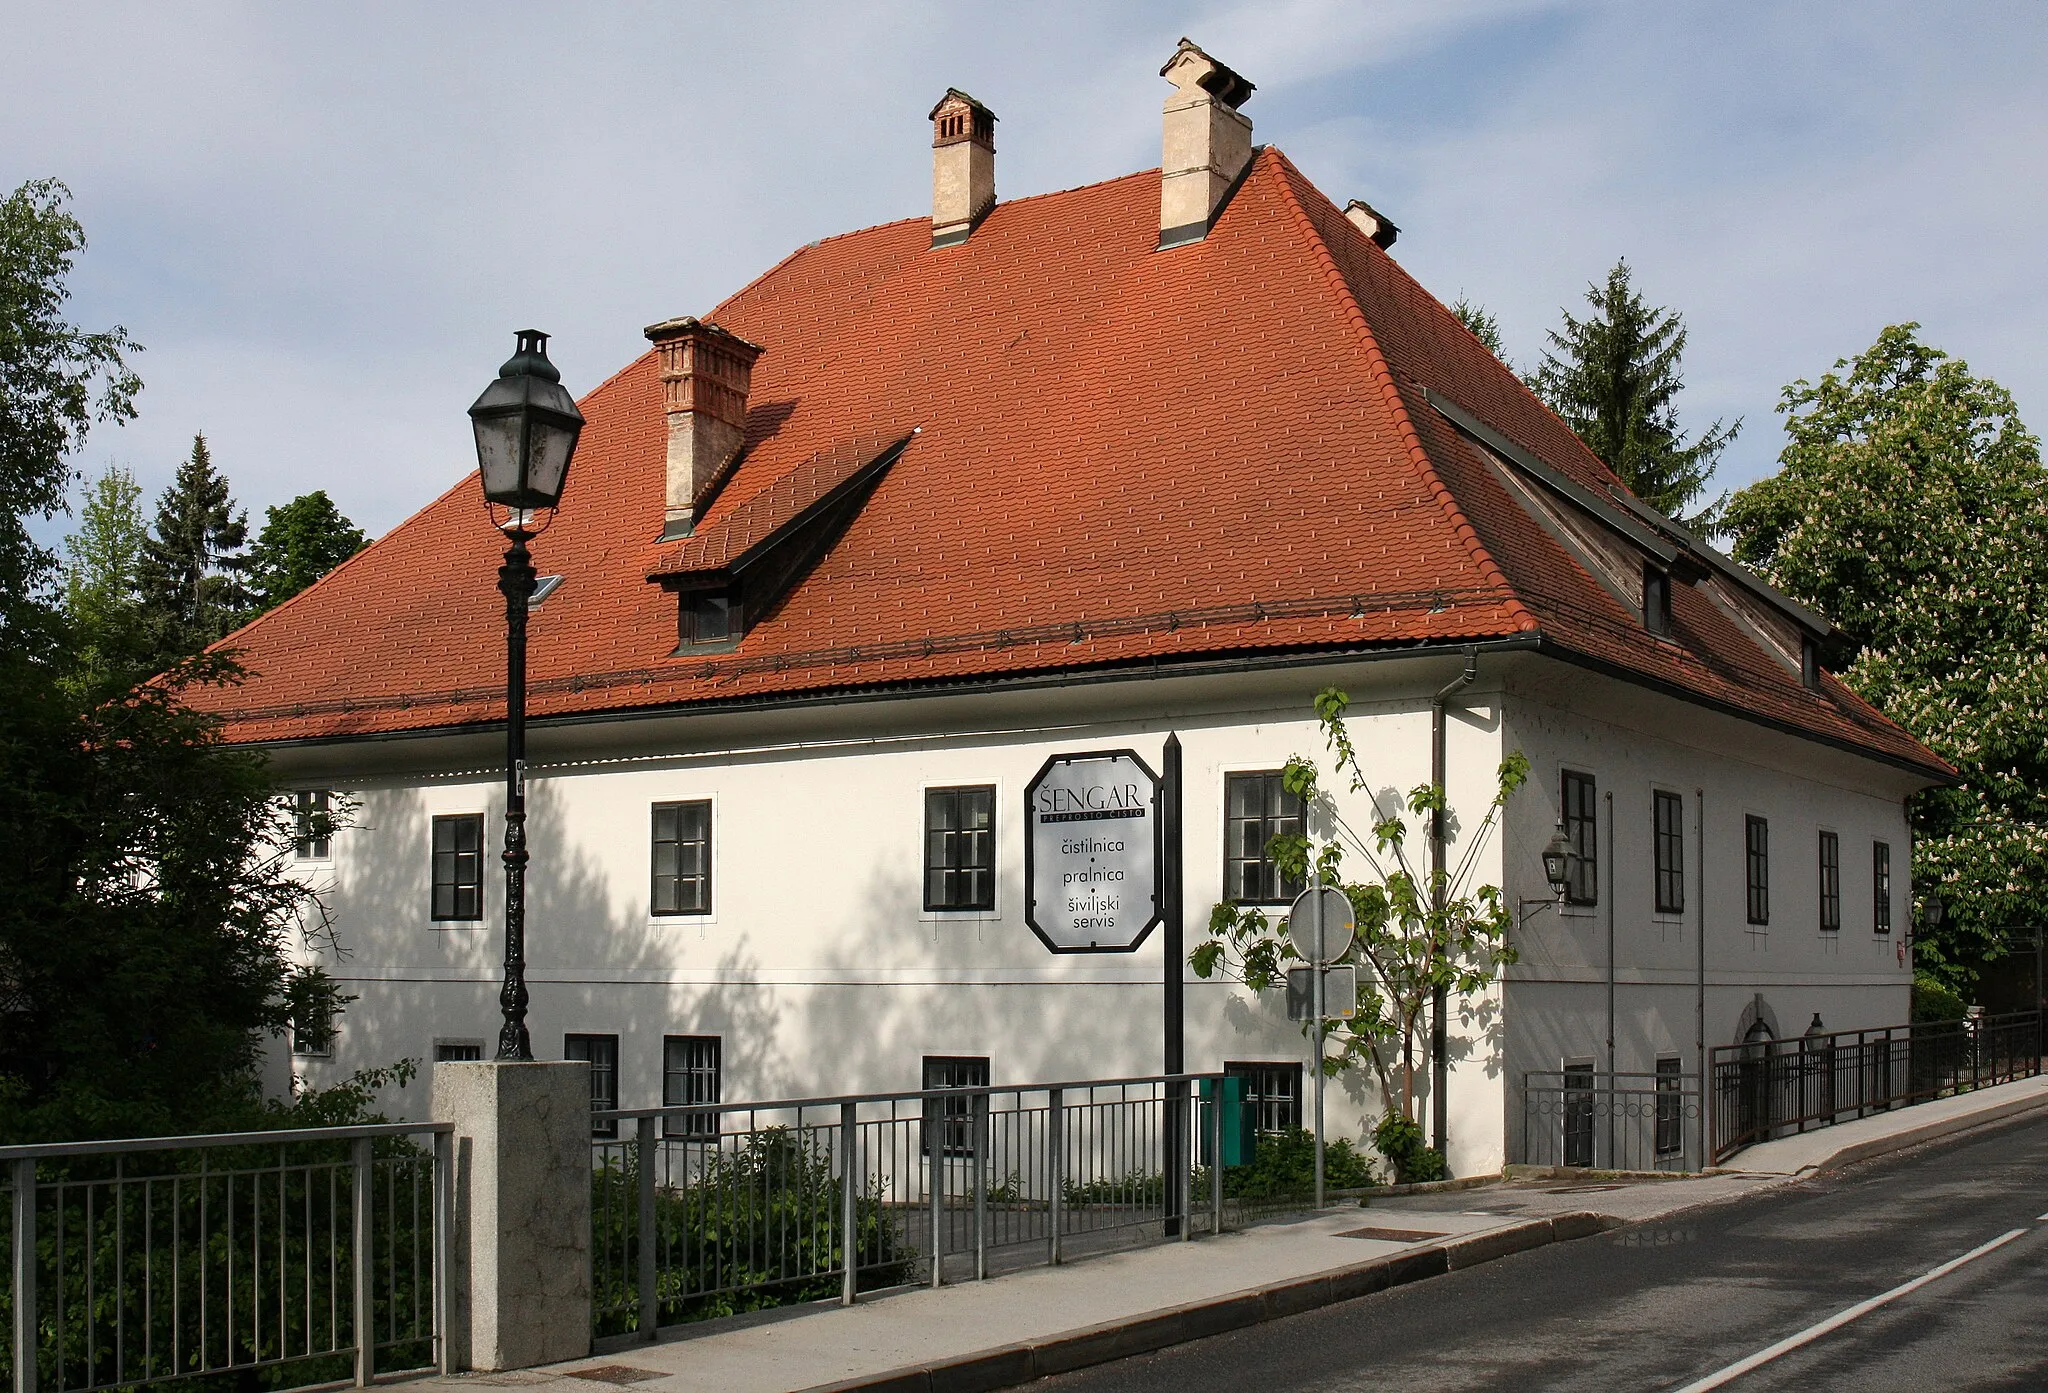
[1218,1127,1378,1200]
[1913,972,1969,1023]
[1373,1114,1447,1184]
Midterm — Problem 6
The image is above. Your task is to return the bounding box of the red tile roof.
[188,150,1949,779]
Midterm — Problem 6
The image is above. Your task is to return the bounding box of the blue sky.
[7,1,2045,540]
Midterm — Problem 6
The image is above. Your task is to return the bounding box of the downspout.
[1605,790,1616,1168]
[1430,646,1480,1161]
[1696,785,1707,1170]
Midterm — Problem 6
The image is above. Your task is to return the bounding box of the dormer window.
[1643,565,1672,637]
[679,584,740,650]
[1801,636,1821,690]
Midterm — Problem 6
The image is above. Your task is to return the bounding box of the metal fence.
[0,1121,451,1393]
[1519,1070,1703,1173]
[589,1073,1235,1339]
[1709,1011,2044,1164]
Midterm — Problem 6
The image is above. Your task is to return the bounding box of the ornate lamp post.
[468,330,584,1060]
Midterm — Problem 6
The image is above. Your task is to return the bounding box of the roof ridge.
[1265,149,1539,636]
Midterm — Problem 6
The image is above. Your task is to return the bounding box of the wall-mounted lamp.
[1519,821,1576,928]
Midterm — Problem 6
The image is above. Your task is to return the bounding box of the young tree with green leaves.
[61,464,152,694]
[0,179,363,1141]
[1531,259,1736,529]
[1724,324,2048,991]
[138,431,250,661]
[245,489,368,614]
[1192,689,1526,1177]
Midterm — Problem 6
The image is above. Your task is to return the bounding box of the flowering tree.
[1725,324,2048,988]
[1190,688,1527,1132]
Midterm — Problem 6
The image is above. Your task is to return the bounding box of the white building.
[206,43,1948,1176]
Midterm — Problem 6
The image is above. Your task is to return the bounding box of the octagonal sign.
[1024,749,1162,953]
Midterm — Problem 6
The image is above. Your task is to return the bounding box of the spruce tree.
[139,432,250,659]
[1530,259,1736,529]
[245,489,367,614]
[1450,296,1507,362]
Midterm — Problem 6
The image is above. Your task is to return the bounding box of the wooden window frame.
[1653,789,1685,915]
[1224,770,1306,906]
[662,1035,723,1139]
[565,1033,620,1139]
[1746,815,1771,926]
[431,813,485,922]
[924,785,997,912]
[1818,830,1841,932]
[651,800,713,917]
[1562,770,1598,906]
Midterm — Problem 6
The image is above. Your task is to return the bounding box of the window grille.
[431,813,484,921]
[651,800,712,915]
[1655,1057,1683,1157]
[925,785,996,910]
[1225,1061,1303,1134]
[433,1040,483,1062]
[1563,770,1598,905]
[1873,841,1892,934]
[293,789,332,859]
[1225,771,1305,904]
[565,1034,620,1138]
[663,1035,722,1138]
[921,1055,989,1157]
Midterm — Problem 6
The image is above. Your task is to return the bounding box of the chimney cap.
[1344,199,1400,250]
[927,87,997,123]
[1160,38,1255,109]
[643,316,766,356]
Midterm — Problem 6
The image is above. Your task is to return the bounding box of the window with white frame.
[565,1034,619,1138]
[651,800,712,916]
[431,814,484,921]
[921,1055,989,1158]
[294,789,333,860]
[925,786,996,911]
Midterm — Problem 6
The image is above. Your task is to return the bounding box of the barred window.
[1563,771,1598,905]
[663,1035,722,1139]
[1873,841,1892,935]
[564,1034,619,1139]
[433,1041,483,1062]
[651,800,712,916]
[921,1056,989,1158]
[1819,831,1841,932]
[1653,790,1684,915]
[431,814,484,922]
[294,789,333,860]
[925,786,996,911]
[1225,1061,1303,1134]
[1746,816,1770,926]
[1225,771,1305,904]
[1655,1056,1683,1157]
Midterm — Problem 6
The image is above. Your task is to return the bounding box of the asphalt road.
[1042,1110,2048,1392]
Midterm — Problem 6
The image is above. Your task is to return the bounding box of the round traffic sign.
[1286,885,1356,964]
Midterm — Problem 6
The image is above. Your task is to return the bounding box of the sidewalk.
[421,1076,2048,1393]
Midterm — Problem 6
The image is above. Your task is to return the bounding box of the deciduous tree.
[245,489,367,614]
[1725,324,2048,990]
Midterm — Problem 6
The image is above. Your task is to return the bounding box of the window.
[1653,790,1684,915]
[1224,1061,1303,1134]
[1643,566,1672,636]
[1562,1060,1595,1168]
[1562,770,1598,905]
[663,1035,722,1139]
[1225,771,1306,904]
[291,1009,334,1059]
[564,1034,620,1138]
[433,1040,483,1062]
[1873,841,1892,935]
[678,586,738,648]
[1800,637,1821,690]
[651,801,712,916]
[528,574,564,606]
[1818,831,1841,932]
[294,789,333,860]
[925,786,996,911]
[921,1056,989,1158]
[1745,816,1770,926]
[431,814,485,921]
[1655,1057,1683,1158]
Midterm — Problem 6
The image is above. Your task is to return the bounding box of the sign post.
[1287,885,1355,1211]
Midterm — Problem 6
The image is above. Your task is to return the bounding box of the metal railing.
[590,1073,1233,1339]
[0,1121,452,1393]
[1519,1071,1703,1173]
[1709,1011,2043,1164]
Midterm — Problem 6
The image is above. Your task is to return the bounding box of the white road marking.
[1670,1228,2029,1393]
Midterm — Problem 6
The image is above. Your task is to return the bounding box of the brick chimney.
[643,317,764,538]
[1158,39,1255,249]
[929,89,997,248]
[1344,199,1399,250]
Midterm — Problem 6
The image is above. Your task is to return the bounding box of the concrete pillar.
[433,1061,593,1372]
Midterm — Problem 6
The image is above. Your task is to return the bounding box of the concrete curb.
[1805,1084,2048,1176]
[792,1212,1625,1393]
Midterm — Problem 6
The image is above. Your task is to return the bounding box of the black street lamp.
[469,330,584,1061]
[1519,821,1577,928]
